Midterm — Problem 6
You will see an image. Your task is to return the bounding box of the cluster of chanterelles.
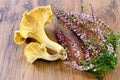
[14,5,67,63]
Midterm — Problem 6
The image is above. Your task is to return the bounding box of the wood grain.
[0,0,120,80]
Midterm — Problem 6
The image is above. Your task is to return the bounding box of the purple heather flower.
[73,29,77,32]
[77,33,81,36]
[73,25,78,28]
[67,22,71,26]
[89,64,94,68]
[98,35,101,40]
[100,42,104,47]
[74,51,80,58]
[80,33,86,39]
[91,28,94,31]
[70,11,75,15]
[77,21,81,25]
[67,51,70,54]
[64,61,71,65]
[94,28,97,32]
[97,28,102,33]
[80,13,86,19]
[107,43,114,55]
[71,60,78,67]
[86,14,90,19]
[88,17,92,22]
[103,39,106,42]
[84,47,91,61]
[79,21,83,24]
[72,48,77,51]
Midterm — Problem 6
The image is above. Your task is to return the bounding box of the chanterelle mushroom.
[24,42,66,63]
[14,5,67,63]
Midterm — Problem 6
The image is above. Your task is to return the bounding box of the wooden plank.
[0,0,120,80]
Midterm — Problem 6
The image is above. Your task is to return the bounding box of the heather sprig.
[55,28,95,71]
[52,5,120,79]
[54,25,81,59]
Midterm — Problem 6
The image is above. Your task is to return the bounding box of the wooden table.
[0,0,120,80]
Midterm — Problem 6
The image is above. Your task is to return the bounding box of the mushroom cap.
[14,5,53,44]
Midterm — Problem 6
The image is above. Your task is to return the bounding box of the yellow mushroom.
[14,31,26,44]
[24,42,66,63]
[14,5,67,63]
